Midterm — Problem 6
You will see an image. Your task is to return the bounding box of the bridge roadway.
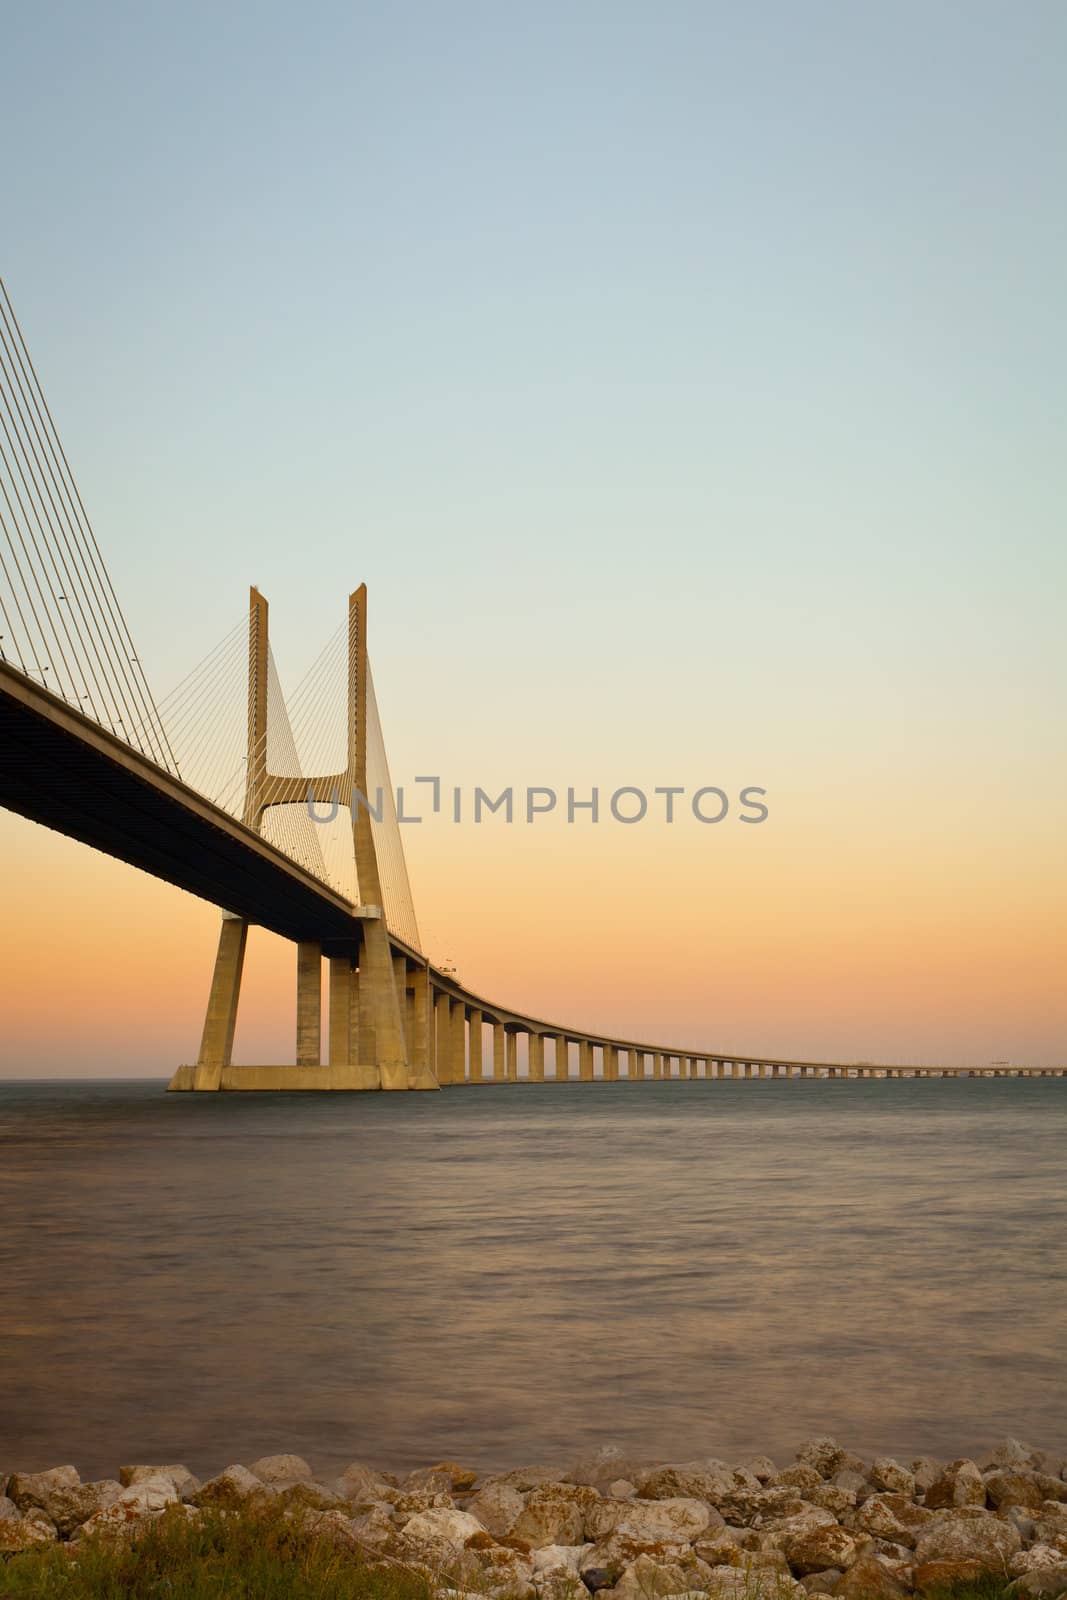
[2,662,1063,1086]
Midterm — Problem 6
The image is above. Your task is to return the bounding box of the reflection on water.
[0,1078,1064,1478]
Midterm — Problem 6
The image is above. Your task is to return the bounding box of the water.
[1,1077,1064,1480]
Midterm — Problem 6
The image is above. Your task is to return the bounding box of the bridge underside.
[0,662,361,944]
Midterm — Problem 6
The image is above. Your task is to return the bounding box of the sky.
[1,0,1064,1073]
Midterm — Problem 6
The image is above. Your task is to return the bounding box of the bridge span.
[0,280,1061,1089]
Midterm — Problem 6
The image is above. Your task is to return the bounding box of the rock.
[1033,1455,1067,1480]
[1038,1477,1067,1507]
[580,1568,614,1593]
[513,1485,601,1548]
[540,1576,589,1600]
[120,1464,200,1499]
[869,1460,915,1498]
[0,1510,57,1552]
[1005,1571,1067,1600]
[987,1471,1047,1512]
[800,1573,843,1595]
[0,1495,18,1522]
[924,1460,987,1510]
[1038,1506,1067,1539]
[467,1538,536,1598]
[274,1479,347,1512]
[761,1508,837,1538]
[402,1506,486,1548]
[350,1504,402,1547]
[432,1461,480,1493]
[781,1467,825,1493]
[914,1508,1022,1567]
[855,1494,934,1548]
[248,1453,313,1485]
[533,1543,596,1575]
[1007,1509,1038,1543]
[586,1497,714,1547]
[336,1461,394,1505]
[7,1473,122,1537]
[911,1460,942,1494]
[779,1523,858,1575]
[614,1554,700,1599]
[568,1450,649,1495]
[796,1441,847,1481]
[913,1560,988,1592]
[694,1530,744,1566]
[193,1464,274,1507]
[832,1471,870,1501]
[745,1460,782,1486]
[468,1483,527,1537]
[75,1476,180,1541]
[636,1464,752,1506]
[1012,1548,1067,1577]
[807,1485,857,1517]
[404,1467,455,1496]
[988,1440,1038,1471]
[610,1481,638,1500]
[7,1465,80,1513]
[832,1552,910,1600]
[702,1564,805,1599]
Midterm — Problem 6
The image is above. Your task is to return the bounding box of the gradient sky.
[1,0,1065,1072]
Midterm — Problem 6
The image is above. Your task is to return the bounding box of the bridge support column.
[434,992,452,1084]
[492,1022,506,1081]
[555,1038,568,1081]
[506,1029,518,1081]
[652,1052,663,1079]
[328,956,351,1065]
[579,1040,593,1081]
[469,1009,483,1082]
[451,1000,466,1083]
[192,915,248,1090]
[529,1032,545,1082]
[296,941,322,1067]
[604,1044,619,1081]
[409,966,437,1089]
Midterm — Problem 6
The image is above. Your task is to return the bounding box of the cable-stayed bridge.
[0,283,1060,1088]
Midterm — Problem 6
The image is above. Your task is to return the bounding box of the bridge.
[0,281,1062,1089]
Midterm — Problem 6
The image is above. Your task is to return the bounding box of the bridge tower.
[185,584,435,1092]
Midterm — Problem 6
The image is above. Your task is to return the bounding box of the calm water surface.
[0,1078,1064,1477]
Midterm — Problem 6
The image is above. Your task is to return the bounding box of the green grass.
[0,1502,435,1600]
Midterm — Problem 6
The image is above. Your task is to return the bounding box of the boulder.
[746,1459,782,1486]
[636,1464,750,1505]
[468,1482,527,1537]
[350,1504,403,1548]
[807,1485,857,1518]
[1037,1505,1067,1540]
[193,1465,274,1508]
[8,1473,122,1537]
[273,1480,347,1512]
[431,1461,480,1493]
[336,1461,394,1505]
[832,1471,870,1501]
[702,1563,805,1599]
[248,1453,313,1485]
[533,1543,596,1575]
[694,1529,744,1566]
[614,1553,700,1599]
[513,1485,601,1548]
[585,1497,714,1547]
[910,1460,942,1495]
[75,1476,180,1541]
[490,1466,569,1493]
[855,1493,934,1548]
[402,1506,485,1549]
[568,1449,649,1495]
[987,1440,1038,1471]
[1013,1548,1067,1577]
[869,1460,915,1498]
[987,1471,1047,1512]
[913,1560,987,1592]
[0,1510,57,1552]
[832,1552,910,1600]
[404,1467,455,1496]
[1005,1571,1067,1600]
[7,1465,80,1513]
[580,1567,614,1593]
[796,1441,849,1481]
[924,1460,987,1509]
[780,1467,825,1493]
[778,1523,858,1575]
[799,1573,843,1595]
[0,1495,18,1522]
[539,1576,589,1600]
[120,1464,200,1499]
[915,1508,1022,1568]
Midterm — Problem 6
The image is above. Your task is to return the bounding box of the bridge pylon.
[173,584,437,1092]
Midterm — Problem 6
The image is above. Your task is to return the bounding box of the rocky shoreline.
[3,1437,1067,1599]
